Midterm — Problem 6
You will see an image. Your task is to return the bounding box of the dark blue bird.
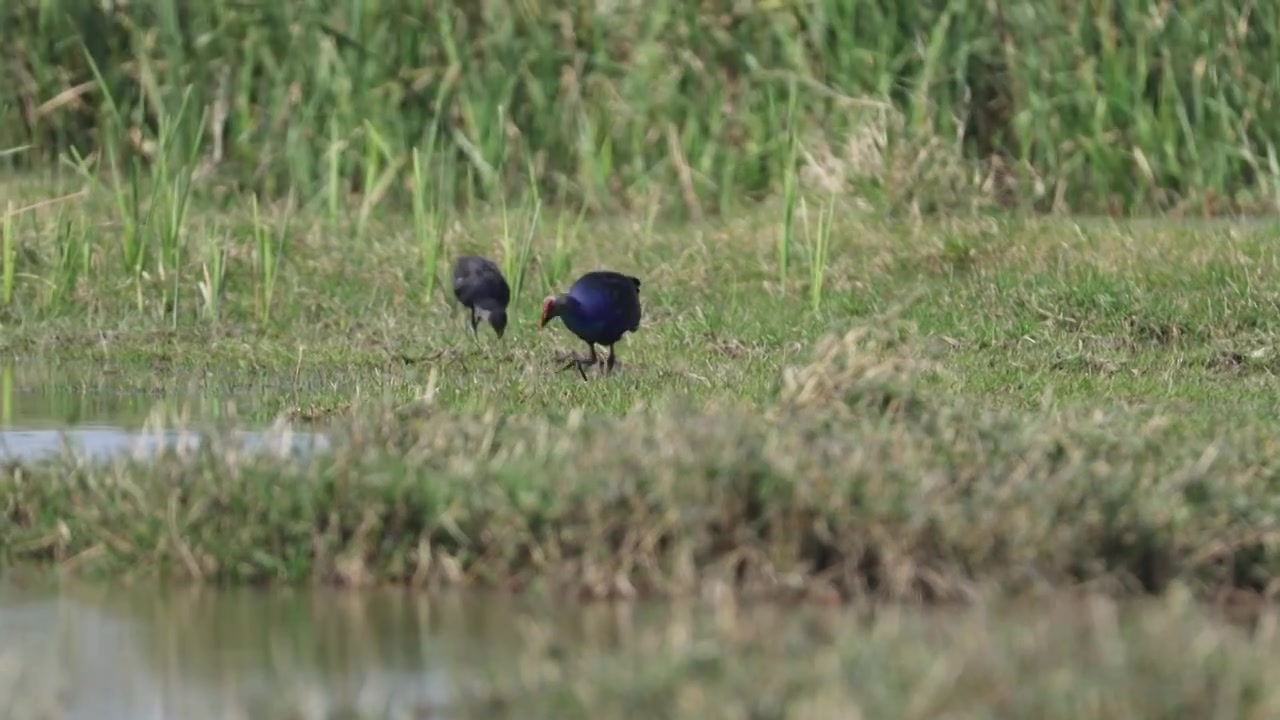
[540,270,643,380]
[451,255,511,339]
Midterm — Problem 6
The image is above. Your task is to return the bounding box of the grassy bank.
[2,174,1280,598]
[3,0,1280,215]
[6,332,1280,600]
[10,370,1280,600]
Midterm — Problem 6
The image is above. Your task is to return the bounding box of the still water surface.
[0,582,487,720]
[0,365,328,464]
[2,578,1271,720]
[0,579,840,720]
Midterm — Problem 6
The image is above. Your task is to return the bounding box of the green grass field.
[2,173,1279,602]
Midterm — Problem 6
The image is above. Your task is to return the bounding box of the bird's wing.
[601,274,640,309]
[572,273,641,326]
[485,266,512,304]
[454,260,511,308]
[451,267,473,299]
[452,258,488,301]
[474,271,511,307]
[452,256,478,281]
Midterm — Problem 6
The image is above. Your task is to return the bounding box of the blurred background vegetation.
[1,0,1277,218]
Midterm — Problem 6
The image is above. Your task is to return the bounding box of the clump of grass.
[776,85,801,292]
[498,172,541,307]
[777,317,938,421]
[196,224,227,324]
[248,193,290,324]
[1,203,15,308]
[798,192,835,315]
[537,204,586,294]
[410,144,447,304]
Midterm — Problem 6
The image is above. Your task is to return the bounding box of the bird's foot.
[553,351,602,380]
[553,350,593,366]
[602,349,624,377]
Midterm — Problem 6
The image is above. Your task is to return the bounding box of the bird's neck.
[553,294,586,324]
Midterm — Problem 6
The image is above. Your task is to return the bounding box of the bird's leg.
[445,305,468,357]
[453,305,469,339]
[463,310,483,352]
[558,343,598,381]
[579,343,600,381]
[604,345,618,376]
[558,351,591,381]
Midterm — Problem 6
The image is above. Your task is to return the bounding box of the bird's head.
[488,308,508,338]
[539,295,560,329]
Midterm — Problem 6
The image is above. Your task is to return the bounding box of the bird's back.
[452,256,511,307]
[567,271,642,341]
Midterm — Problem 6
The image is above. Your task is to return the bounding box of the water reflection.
[1,578,1276,720]
[0,425,329,464]
[0,363,267,429]
[0,582,690,720]
[0,584,460,719]
[0,364,328,463]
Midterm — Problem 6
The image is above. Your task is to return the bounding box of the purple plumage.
[540,270,643,380]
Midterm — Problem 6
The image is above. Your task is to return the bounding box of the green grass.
[2,176,1280,598]
[2,0,1280,215]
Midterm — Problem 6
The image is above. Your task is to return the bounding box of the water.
[0,425,329,464]
[0,579,780,720]
[1,578,1272,720]
[0,365,329,464]
[0,582,481,719]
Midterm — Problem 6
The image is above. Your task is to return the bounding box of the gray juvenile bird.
[451,255,511,339]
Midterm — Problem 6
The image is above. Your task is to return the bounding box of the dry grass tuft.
[777,316,939,419]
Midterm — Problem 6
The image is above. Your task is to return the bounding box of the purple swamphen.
[540,270,643,380]
[451,255,511,339]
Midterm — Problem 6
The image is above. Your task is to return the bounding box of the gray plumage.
[451,255,511,339]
